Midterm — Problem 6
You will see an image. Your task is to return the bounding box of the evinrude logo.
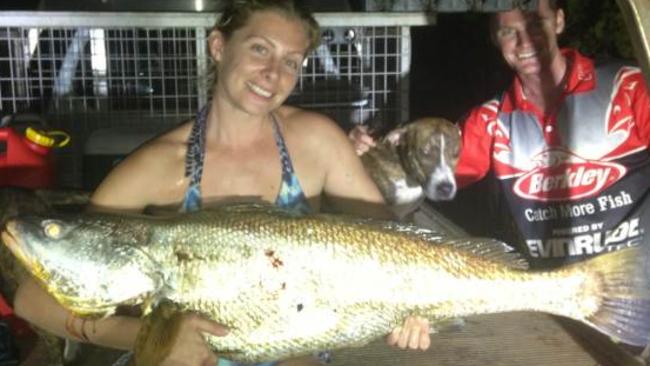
[513,151,626,202]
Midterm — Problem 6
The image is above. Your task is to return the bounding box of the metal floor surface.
[44,312,645,366]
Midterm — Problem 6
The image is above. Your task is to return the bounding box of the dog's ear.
[384,127,408,146]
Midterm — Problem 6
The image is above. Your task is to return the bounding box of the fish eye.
[42,221,63,239]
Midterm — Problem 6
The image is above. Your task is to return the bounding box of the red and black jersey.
[457,49,650,268]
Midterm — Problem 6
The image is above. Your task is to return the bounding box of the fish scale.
[2,204,650,363]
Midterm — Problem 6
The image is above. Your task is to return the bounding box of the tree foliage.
[561,0,635,60]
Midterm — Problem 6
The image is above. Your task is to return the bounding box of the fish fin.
[337,217,452,243]
[443,238,529,270]
[140,296,157,316]
[203,202,279,213]
[133,300,184,366]
[201,202,307,218]
[580,246,650,347]
[334,216,526,270]
[334,217,530,269]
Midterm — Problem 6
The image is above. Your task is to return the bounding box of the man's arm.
[455,104,496,188]
[630,69,650,147]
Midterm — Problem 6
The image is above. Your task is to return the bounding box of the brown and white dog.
[361,117,461,216]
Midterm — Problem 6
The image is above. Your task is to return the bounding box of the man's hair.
[540,0,564,11]
[548,0,564,10]
[489,0,565,41]
[215,0,320,54]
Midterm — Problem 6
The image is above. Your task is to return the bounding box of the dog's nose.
[436,182,455,198]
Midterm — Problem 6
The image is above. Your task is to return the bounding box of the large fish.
[0,187,89,366]
[0,187,89,300]
[2,204,650,364]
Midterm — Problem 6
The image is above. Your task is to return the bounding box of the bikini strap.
[181,105,209,212]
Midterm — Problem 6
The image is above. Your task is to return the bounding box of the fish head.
[1,213,160,316]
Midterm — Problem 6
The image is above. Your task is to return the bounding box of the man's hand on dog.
[348,125,376,156]
[386,316,431,351]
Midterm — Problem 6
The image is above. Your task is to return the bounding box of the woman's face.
[210,10,310,117]
[492,1,564,78]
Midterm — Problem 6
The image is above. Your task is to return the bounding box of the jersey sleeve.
[455,103,497,188]
[631,72,650,147]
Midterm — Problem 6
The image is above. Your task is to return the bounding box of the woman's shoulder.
[90,121,193,209]
[130,121,192,161]
[96,123,191,189]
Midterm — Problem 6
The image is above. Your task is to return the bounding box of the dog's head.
[386,117,461,201]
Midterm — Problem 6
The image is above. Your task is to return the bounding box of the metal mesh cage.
[0,12,427,187]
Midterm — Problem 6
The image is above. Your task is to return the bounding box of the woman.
[12,1,428,365]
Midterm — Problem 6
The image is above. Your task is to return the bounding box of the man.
[352,0,650,348]
[455,0,650,268]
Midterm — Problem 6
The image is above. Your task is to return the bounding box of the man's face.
[492,1,564,77]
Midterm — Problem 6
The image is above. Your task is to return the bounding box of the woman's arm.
[14,277,139,350]
[14,276,227,364]
[14,132,226,363]
[302,116,393,220]
[90,138,180,212]
[326,122,433,349]
[11,140,170,349]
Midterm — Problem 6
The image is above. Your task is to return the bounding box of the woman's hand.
[348,125,376,156]
[386,316,431,351]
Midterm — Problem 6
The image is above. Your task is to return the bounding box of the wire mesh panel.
[0,12,426,187]
[1,26,202,124]
[293,25,408,133]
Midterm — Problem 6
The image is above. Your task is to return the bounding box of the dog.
[361,117,461,217]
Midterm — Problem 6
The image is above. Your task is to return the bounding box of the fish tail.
[578,245,650,346]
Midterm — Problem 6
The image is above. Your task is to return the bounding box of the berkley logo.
[514,161,626,201]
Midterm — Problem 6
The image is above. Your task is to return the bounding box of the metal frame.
[616,0,650,87]
[0,11,432,28]
[0,11,429,187]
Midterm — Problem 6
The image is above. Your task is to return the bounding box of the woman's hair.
[215,0,321,54]
[204,0,320,97]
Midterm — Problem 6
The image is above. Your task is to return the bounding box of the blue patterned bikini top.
[181,106,311,214]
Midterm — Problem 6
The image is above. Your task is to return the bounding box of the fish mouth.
[1,220,45,280]
[2,221,23,257]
